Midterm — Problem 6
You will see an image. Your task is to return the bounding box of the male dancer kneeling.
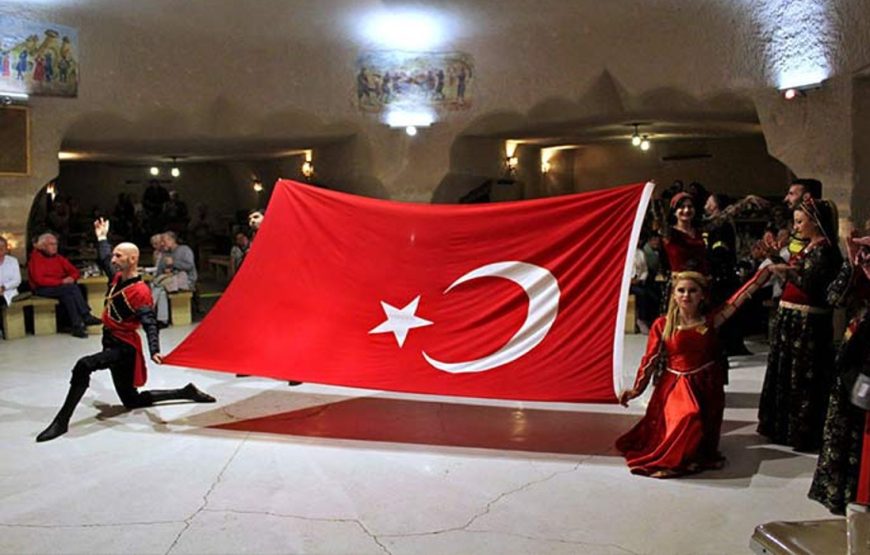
[36,218,215,442]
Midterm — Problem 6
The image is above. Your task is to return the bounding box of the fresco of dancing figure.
[0,16,79,97]
[354,50,474,113]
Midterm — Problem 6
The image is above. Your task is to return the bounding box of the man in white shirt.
[0,235,24,307]
[630,245,652,334]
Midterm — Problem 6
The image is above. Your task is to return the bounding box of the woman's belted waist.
[666,360,717,376]
[779,300,831,315]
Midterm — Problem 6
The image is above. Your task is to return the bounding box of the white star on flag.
[369,295,433,347]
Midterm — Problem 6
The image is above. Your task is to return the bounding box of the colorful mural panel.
[0,17,79,97]
[355,50,473,113]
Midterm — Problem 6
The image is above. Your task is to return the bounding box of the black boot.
[37,384,88,442]
[144,383,216,404]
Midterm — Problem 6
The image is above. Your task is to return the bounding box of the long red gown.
[616,315,726,476]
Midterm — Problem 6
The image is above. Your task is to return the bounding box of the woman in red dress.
[663,192,709,275]
[617,269,766,478]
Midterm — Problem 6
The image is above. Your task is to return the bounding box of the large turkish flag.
[165,180,652,402]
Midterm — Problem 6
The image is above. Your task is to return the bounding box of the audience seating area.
[1,296,60,339]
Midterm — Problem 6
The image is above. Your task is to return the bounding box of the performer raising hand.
[36,218,215,443]
[617,268,768,478]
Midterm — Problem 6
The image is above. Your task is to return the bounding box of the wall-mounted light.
[780,81,823,100]
[540,145,577,175]
[46,182,57,201]
[0,91,28,105]
[301,149,315,179]
[504,140,520,174]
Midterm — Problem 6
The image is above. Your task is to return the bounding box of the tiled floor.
[0,329,834,554]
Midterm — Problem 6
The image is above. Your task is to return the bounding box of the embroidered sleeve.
[827,259,855,308]
[630,317,666,395]
[713,266,773,328]
[136,306,160,356]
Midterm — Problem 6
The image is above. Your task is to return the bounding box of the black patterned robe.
[757,239,841,451]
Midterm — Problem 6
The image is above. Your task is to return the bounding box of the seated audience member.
[149,233,165,268]
[631,238,653,334]
[151,231,197,327]
[230,231,251,275]
[27,232,101,338]
[1,235,26,308]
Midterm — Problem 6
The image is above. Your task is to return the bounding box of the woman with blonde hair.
[617,269,766,478]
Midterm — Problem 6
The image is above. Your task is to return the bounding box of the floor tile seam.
[164,431,251,555]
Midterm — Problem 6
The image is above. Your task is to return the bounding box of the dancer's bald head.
[112,242,140,272]
[116,242,139,257]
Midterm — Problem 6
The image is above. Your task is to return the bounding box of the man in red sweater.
[28,232,101,338]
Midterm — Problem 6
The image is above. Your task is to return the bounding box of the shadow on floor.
[686,427,809,485]
[195,392,635,456]
[162,391,746,459]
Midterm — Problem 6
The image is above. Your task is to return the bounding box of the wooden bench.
[624,293,637,334]
[1,296,59,339]
[169,290,193,326]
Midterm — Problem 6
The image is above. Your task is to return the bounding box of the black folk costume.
[809,256,870,513]
[757,231,841,452]
[36,240,214,443]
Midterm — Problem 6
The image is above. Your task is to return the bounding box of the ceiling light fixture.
[631,124,642,147]
[640,136,651,151]
[170,157,180,178]
[149,166,160,176]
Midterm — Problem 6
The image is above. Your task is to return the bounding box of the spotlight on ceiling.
[169,156,180,178]
[385,108,434,133]
[631,124,642,147]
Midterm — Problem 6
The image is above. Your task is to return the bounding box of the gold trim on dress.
[779,300,831,315]
[666,360,716,376]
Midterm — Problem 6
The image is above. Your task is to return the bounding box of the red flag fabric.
[165,180,652,403]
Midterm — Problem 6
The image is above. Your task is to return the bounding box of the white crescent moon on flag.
[422,261,560,374]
